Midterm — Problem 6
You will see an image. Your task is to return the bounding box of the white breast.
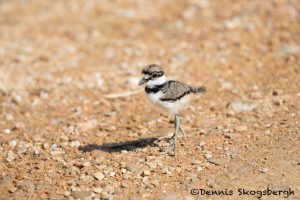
[146,91,163,104]
[146,91,191,115]
[144,75,190,114]
[146,91,173,110]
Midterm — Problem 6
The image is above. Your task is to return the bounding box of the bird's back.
[159,80,205,102]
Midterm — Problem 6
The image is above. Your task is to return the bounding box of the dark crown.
[142,64,164,75]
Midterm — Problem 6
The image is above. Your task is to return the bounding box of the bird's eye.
[153,73,159,78]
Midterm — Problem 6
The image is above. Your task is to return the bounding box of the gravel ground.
[0,0,300,199]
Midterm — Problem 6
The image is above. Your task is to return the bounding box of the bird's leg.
[167,115,184,137]
[171,114,180,155]
[174,114,180,155]
[162,114,179,155]
[178,121,185,138]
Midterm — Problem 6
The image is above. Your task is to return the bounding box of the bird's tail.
[190,86,207,94]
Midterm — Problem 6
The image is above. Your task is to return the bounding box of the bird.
[138,64,206,155]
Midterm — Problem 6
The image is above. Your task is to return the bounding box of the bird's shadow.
[79,137,160,153]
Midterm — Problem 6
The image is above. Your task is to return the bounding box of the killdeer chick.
[138,64,206,155]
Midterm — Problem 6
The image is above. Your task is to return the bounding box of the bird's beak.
[138,76,147,85]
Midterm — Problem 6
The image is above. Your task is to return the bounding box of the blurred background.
[0,0,299,199]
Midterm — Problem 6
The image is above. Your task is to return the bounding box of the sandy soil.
[0,0,300,199]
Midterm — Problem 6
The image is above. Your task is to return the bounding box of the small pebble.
[197,166,203,171]
[94,172,105,180]
[64,191,71,197]
[122,174,130,180]
[6,150,16,162]
[260,168,269,173]
[9,186,18,193]
[70,141,80,148]
[5,113,14,121]
[77,120,98,132]
[160,192,177,200]
[13,122,26,130]
[109,171,116,177]
[9,140,17,147]
[141,170,151,176]
[235,125,248,132]
[105,186,115,194]
[4,129,11,134]
[33,134,43,142]
[93,187,102,194]
[43,143,50,150]
[82,161,91,167]
[100,192,110,200]
[204,153,212,159]
[72,191,91,199]
[17,146,27,154]
[33,147,40,155]
[207,158,229,166]
[198,141,206,147]
[121,150,128,154]
[198,129,207,135]
[50,144,57,151]
[224,133,241,140]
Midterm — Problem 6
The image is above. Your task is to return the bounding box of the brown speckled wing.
[159,81,192,102]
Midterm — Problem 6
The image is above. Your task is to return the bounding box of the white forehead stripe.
[147,75,166,87]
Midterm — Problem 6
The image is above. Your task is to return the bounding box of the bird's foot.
[161,137,176,156]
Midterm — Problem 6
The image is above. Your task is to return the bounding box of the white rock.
[13,122,26,130]
[43,143,50,150]
[204,153,212,159]
[113,9,135,19]
[182,6,197,19]
[9,140,17,147]
[82,161,91,167]
[50,150,63,156]
[160,192,177,200]
[5,113,14,121]
[273,44,300,57]
[33,147,40,155]
[91,73,104,88]
[109,171,116,177]
[260,168,269,173]
[50,144,57,151]
[224,17,241,29]
[198,141,206,147]
[121,168,127,174]
[235,125,248,132]
[77,120,97,132]
[64,191,71,196]
[6,150,16,162]
[94,172,105,180]
[70,141,80,148]
[93,187,102,194]
[121,150,128,154]
[4,129,11,134]
[17,146,27,154]
[141,170,151,176]
[230,102,256,111]
[105,186,115,194]
[197,166,203,171]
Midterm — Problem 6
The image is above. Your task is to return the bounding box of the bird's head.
[138,64,165,86]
